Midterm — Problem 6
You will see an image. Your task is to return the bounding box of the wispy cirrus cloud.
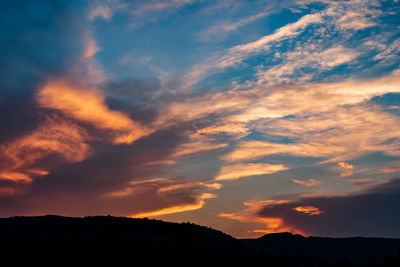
[255,45,359,85]
[214,163,288,181]
[222,102,400,164]
[87,2,114,21]
[87,0,199,27]
[181,11,323,90]
[131,0,197,15]
[196,10,271,42]
[291,179,321,187]
[179,0,389,91]
[171,140,228,158]
[158,69,400,127]
[106,177,221,198]
[155,70,400,185]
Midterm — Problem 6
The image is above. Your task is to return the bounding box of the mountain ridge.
[1,215,399,266]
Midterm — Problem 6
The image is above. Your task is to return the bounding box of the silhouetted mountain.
[0,215,254,266]
[242,232,400,266]
[1,216,400,266]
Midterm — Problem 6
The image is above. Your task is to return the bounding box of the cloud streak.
[130,193,216,218]
[214,163,288,181]
[291,179,321,187]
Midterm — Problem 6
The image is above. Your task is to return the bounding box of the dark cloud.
[0,127,195,217]
[102,78,161,123]
[0,0,87,140]
[0,1,202,218]
[257,179,400,238]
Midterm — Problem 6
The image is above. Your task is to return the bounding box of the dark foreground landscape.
[1,216,399,266]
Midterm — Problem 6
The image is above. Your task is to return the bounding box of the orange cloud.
[291,179,321,187]
[340,171,354,177]
[105,178,168,197]
[172,141,228,158]
[219,213,293,235]
[37,79,153,144]
[144,160,176,166]
[379,167,400,173]
[158,182,222,193]
[243,199,290,207]
[129,193,216,218]
[214,163,288,181]
[0,117,91,195]
[0,172,32,184]
[338,162,354,177]
[218,199,305,238]
[1,117,91,167]
[82,33,100,59]
[293,206,323,215]
[338,162,354,169]
[26,169,50,176]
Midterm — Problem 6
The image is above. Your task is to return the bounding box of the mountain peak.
[258,232,305,240]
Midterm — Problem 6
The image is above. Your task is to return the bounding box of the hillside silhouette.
[244,232,400,266]
[1,216,400,266]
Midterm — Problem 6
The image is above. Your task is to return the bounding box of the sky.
[1,0,400,238]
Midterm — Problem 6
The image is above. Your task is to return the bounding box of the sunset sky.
[1,0,400,238]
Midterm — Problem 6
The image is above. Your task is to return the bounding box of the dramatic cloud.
[0,117,90,172]
[1,0,399,238]
[101,177,222,217]
[37,79,154,144]
[222,179,400,237]
[219,200,305,237]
